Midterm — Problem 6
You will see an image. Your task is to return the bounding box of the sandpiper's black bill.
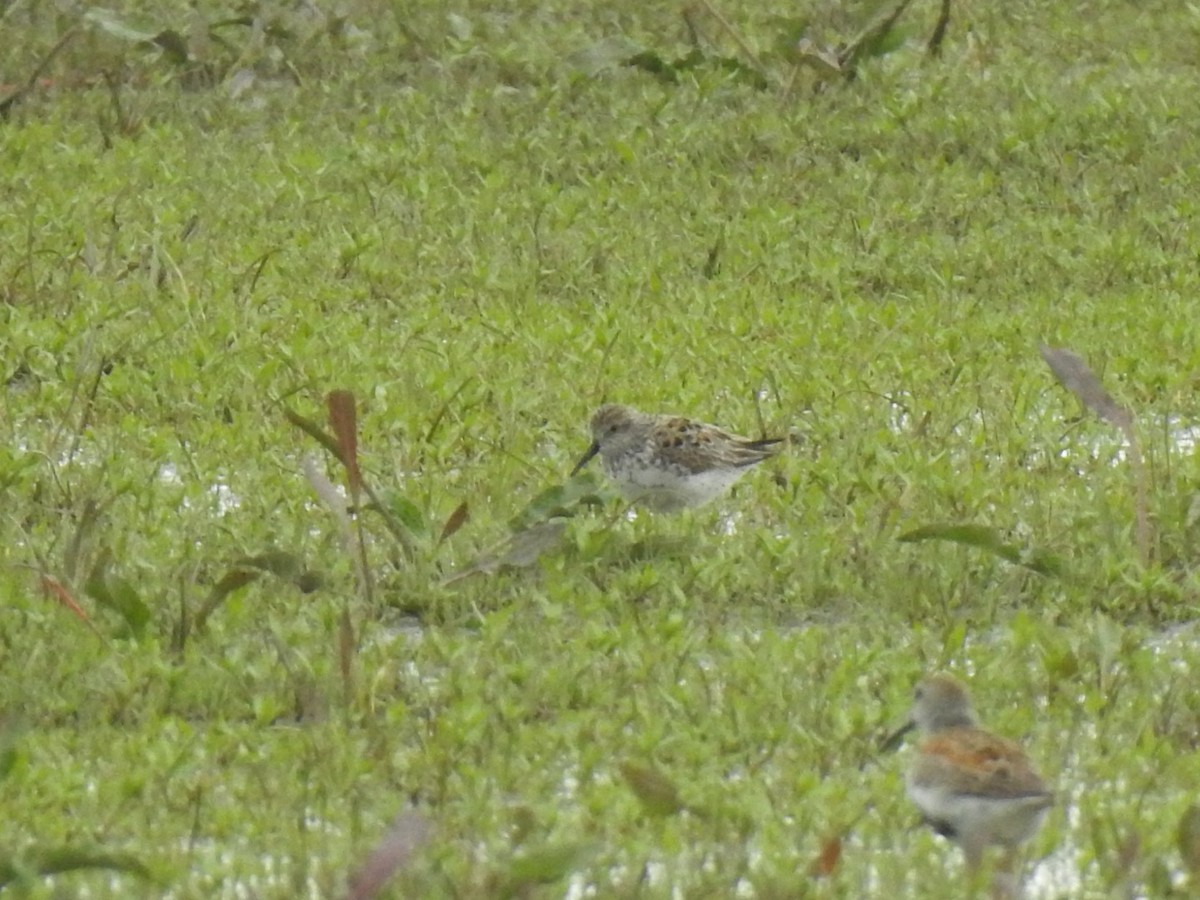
[570,441,601,477]
[880,720,915,753]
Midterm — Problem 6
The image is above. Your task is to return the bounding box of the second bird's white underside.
[908,781,1050,849]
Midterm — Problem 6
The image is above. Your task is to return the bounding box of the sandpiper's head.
[570,404,645,475]
[590,404,643,443]
[882,673,978,751]
[909,674,978,734]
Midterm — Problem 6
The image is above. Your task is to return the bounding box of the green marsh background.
[2,0,1200,896]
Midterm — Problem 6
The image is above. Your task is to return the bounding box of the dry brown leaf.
[809,834,842,878]
[40,574,104,638]
[1039,344,1133,431]
[344,811,433,900]
[438,501,470,545]
[327,390,362,499]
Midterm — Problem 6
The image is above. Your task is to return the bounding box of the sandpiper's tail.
[732,437,784,467]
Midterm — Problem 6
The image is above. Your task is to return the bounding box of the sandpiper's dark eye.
[914,686,924,700]
[608,424,619,434]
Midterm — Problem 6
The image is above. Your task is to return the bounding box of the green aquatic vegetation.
[3,0,1200,896]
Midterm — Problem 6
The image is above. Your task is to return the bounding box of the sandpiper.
[569,403,782,512]
[885,674,1053,893]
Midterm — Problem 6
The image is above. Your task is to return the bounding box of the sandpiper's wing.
[652,416,783,474]
[914,728,1052,801]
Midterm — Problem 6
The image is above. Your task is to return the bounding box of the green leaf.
[444,519,569,585]
[845,0,914,58]
[567,37,644,76]
[207,567,260,603]
[84,569,151,639]
[446,12,473,41]
[855,23,913,60]
[0,445,39,493]
[1178,804,1200,876]
[625,50,679,83]
[284,407,342,463]
[0,719,24,782]
[501,842,595,895]
[509,471,608,532]
[83,8,157,43]
[236,550,304,580]
[499,520,567,568]
[387,495,428,538]
[619,760,685,816]
[194,571,256,629]
[767,15,813,61]
[897,523,1064,576]
[0,847,153,888]
[152,30,190,64]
